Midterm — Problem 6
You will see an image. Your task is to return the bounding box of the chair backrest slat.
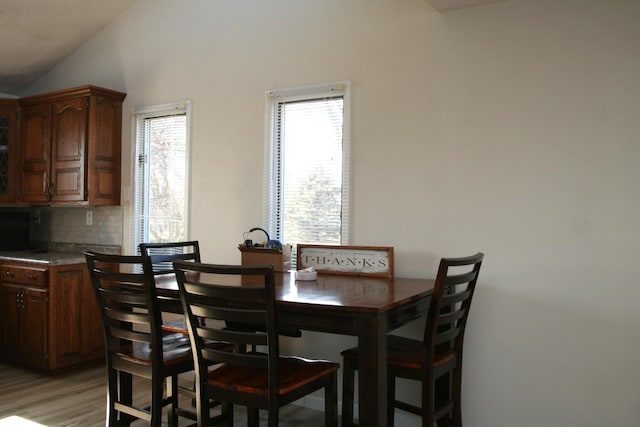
[105,308,150,326]
[434,326,462,346]
[203,347,269,369]
[93,269,149,284]
[438,308,466,326]
[199,306,267,324]
[99,288,148,305]
[201,327,267,347]
[441,288,471,306]
[110,327,152,344]
[444,270,479,287]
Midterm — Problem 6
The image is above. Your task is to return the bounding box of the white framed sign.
[296,244,394,278]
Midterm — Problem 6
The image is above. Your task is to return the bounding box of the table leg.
[357,314,388,426]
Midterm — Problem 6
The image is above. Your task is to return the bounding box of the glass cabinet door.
[0,101,18,202]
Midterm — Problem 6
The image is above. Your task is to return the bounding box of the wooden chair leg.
[388,375,395,427]
[106,368,118,427]
[167,374,179,427]
[214,403,233,427]
[433,370,455,427]
[422,374,435,427]
[196,385,211,427]
[325,372,338,427]
[150,373,163,427]
[451,367,463,427]
[220,402,234,427]
[118,371,135,426]
[248,407,260,427]
[341,358,355,427]
[267,406,278,427]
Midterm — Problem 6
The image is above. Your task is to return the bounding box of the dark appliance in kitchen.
[0,209,31,251]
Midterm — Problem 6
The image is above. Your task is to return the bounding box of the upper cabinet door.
[50,97,88,202]
[87,94,123,206]
[20,103,52,203]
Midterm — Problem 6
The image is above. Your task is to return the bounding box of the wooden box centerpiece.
[239,244,292,272]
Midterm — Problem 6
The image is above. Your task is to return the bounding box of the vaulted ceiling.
[0,0,137,95]
[0,0,506,96]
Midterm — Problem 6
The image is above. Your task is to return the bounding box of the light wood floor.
[0,362,329,426]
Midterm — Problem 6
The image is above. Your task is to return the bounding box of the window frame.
[130,100,192,254]
[263,81,351,247]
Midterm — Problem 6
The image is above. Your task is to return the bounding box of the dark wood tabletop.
[155,271,434,426]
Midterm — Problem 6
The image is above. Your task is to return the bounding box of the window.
[265,82,350,254]
[132,101,191,253]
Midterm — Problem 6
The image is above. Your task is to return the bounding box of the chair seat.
[206,355,339,396]
[119,333,193,365]
[341,335,456,370]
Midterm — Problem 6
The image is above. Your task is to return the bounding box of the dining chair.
[139,240,201,274]
[341,252,484,427]
[173,261,340,427]
[139,240,203,334]
[85,251,196,427]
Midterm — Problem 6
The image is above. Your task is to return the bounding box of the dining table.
[154,270,435,426]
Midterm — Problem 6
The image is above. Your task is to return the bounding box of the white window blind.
[132,101,191,254]
[265,82,350,258]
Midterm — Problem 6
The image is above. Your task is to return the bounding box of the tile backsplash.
[31,206,123,247]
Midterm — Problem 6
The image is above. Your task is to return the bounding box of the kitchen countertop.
[0,250,87,265]
[0,243,121,266]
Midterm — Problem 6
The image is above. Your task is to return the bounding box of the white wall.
[24,0,640,425]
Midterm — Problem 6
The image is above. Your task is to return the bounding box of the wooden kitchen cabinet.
[0,261,104,371]
[0,265,49,369]
[0,99,18,203]
[19,85,126,205]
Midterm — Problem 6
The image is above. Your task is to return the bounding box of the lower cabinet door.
[0,283,48,368]
[52,267,83,364]
[21,286,49,368]
[0,283,21,358]
[51,264,104,368]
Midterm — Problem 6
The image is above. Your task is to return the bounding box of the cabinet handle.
[28,273,35,280]
[5,271,14,278]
